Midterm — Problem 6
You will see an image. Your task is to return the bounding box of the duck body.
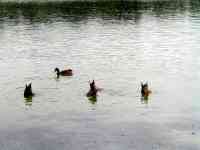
[87,89,97,97]
[54,67,73,78]
[141,82,151,97]
[24,83,34,98]
[86,80,98,97]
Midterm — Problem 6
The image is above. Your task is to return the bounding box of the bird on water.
[54,67,73,78]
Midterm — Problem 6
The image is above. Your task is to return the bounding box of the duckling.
[24,83,34,98]
[141,82,152,97]
[86,80,98,97]
[54,67,73,78]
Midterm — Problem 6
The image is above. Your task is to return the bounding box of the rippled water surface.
[0,0,200,149]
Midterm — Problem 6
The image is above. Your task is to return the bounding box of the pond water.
[0,0,200,149]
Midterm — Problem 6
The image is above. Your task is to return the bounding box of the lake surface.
[0,0,200,149]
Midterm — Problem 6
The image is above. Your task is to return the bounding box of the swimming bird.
[86,80,98,97]
[54,67,73,78]
[24,83,34,98]
[141,82,152,97]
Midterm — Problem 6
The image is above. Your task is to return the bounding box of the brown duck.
[141,82,152,97]
[54,67,73,78]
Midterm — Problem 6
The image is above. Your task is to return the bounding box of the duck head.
[54,67,60,73]
[54,68,60,78]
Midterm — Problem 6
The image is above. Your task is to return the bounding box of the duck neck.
[56,72,60,78]
[55,68,60,77]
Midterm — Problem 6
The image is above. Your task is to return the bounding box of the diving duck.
[24,83,34,98]
[54,67,73,78]
[141,82,152,97]
[86,80,98,97]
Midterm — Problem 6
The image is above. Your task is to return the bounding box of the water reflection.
[88,95,97,104]
[141,95,148,104]
[0,0,200,24]
[24,97,33,106]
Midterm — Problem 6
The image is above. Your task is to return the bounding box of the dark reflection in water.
[0,0,200,23]
[88,96,97,104]
[24,97,33,106]
[141,95,148,104]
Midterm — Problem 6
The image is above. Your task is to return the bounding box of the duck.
[24,83,34,98]
[86,80,98,97]
[141,82,152,97]
[54,67,73,78]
